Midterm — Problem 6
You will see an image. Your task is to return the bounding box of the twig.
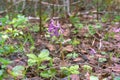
[92,38,95,46]
[99,39,102,50]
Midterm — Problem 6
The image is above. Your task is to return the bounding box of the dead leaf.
[46,44,55,51]
[85,72,90,80]
[71,74,80,80]
[73,57,83,62]
[61,74,80,80]
[60,60,68,67]
[114,34,120,41]
[111,64,120,73]
[64,45,73,52]
[63,29,70,37]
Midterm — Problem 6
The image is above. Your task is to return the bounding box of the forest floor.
[0,11,120,80]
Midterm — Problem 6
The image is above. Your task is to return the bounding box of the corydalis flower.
[89,48,96,55]
[48,19,63,37]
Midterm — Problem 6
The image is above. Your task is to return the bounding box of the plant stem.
[39,0,42,33]
[37,62,41,75]
[60,42,64,61]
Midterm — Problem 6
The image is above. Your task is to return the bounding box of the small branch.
[99,39,102,50]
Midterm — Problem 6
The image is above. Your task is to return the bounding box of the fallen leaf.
[73,57,83,62]
[114,34,120,41]
[63,29,70,37]
[111,64,120,73]
[46,44,55,51]
[64,45,73,52]
[60,60,68,67]
[71,74,80,80]
[61,74,80,80]
[85,72,90,80]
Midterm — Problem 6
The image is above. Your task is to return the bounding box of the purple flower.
[48,19,63,37]
[89,48,96,55]
[114,28,120,32]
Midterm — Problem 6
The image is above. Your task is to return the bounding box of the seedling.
[9,14,28,28]
[66,52,78,59]
[0,45,15,55]
[114,15,120,22]
[5,28,23,37]
[30,24,40,32]
[101,52,107,55]
[95,23,102,29]
[0,15,10,26]
[26,49,51,74]
[115,53,120,58]
[82,65,92,73]
[88,25,96,35]
[101,17,108,22]
[0,33,8,47]
[104,32,115,41]
[40,68,57,80]
[0,34,16,56]
[60,65,79,76]
[70,38,80,46]
[98,58,107,63]
[10,65,25,79]
[0,58,11,79]
[70,16,83,29]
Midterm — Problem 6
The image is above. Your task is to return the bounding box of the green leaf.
[40,69,56,78]
[40,57,51,62]
[0,15,9,26]
[66,53,73,59]
[88,25,96,35]
[40,70,50,78]
[39,65,47,69]
[75,23,83,29]
[1,34,9,39]
[101,52,107,55]
[12,65,25,77]
[0,58,11,65]
[12,65,25,72]
[71,70,79,74]
[26,54,38,59]
[72,38,80,46]
[38,49,49,58]
[90,76,99,80]
[61,65,79,75]
[72,52,78,58]
[70,65,79,74]
[98,58,107,63]
[0,70,4,76]
[83,65,92,71]
[70,65,79,70]
[28,59,37,66]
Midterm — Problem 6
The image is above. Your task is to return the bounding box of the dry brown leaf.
[64,45,73,52]
[114,34,120,41]
[60,60,68,67]
[111,64,120,73]
[46,44,55,51]
[73,57,83,62]
[63,29,70,37]
[71,74,80,80]
[85,72,90,80]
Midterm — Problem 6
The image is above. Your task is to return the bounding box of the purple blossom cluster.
[48,19,63,37]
